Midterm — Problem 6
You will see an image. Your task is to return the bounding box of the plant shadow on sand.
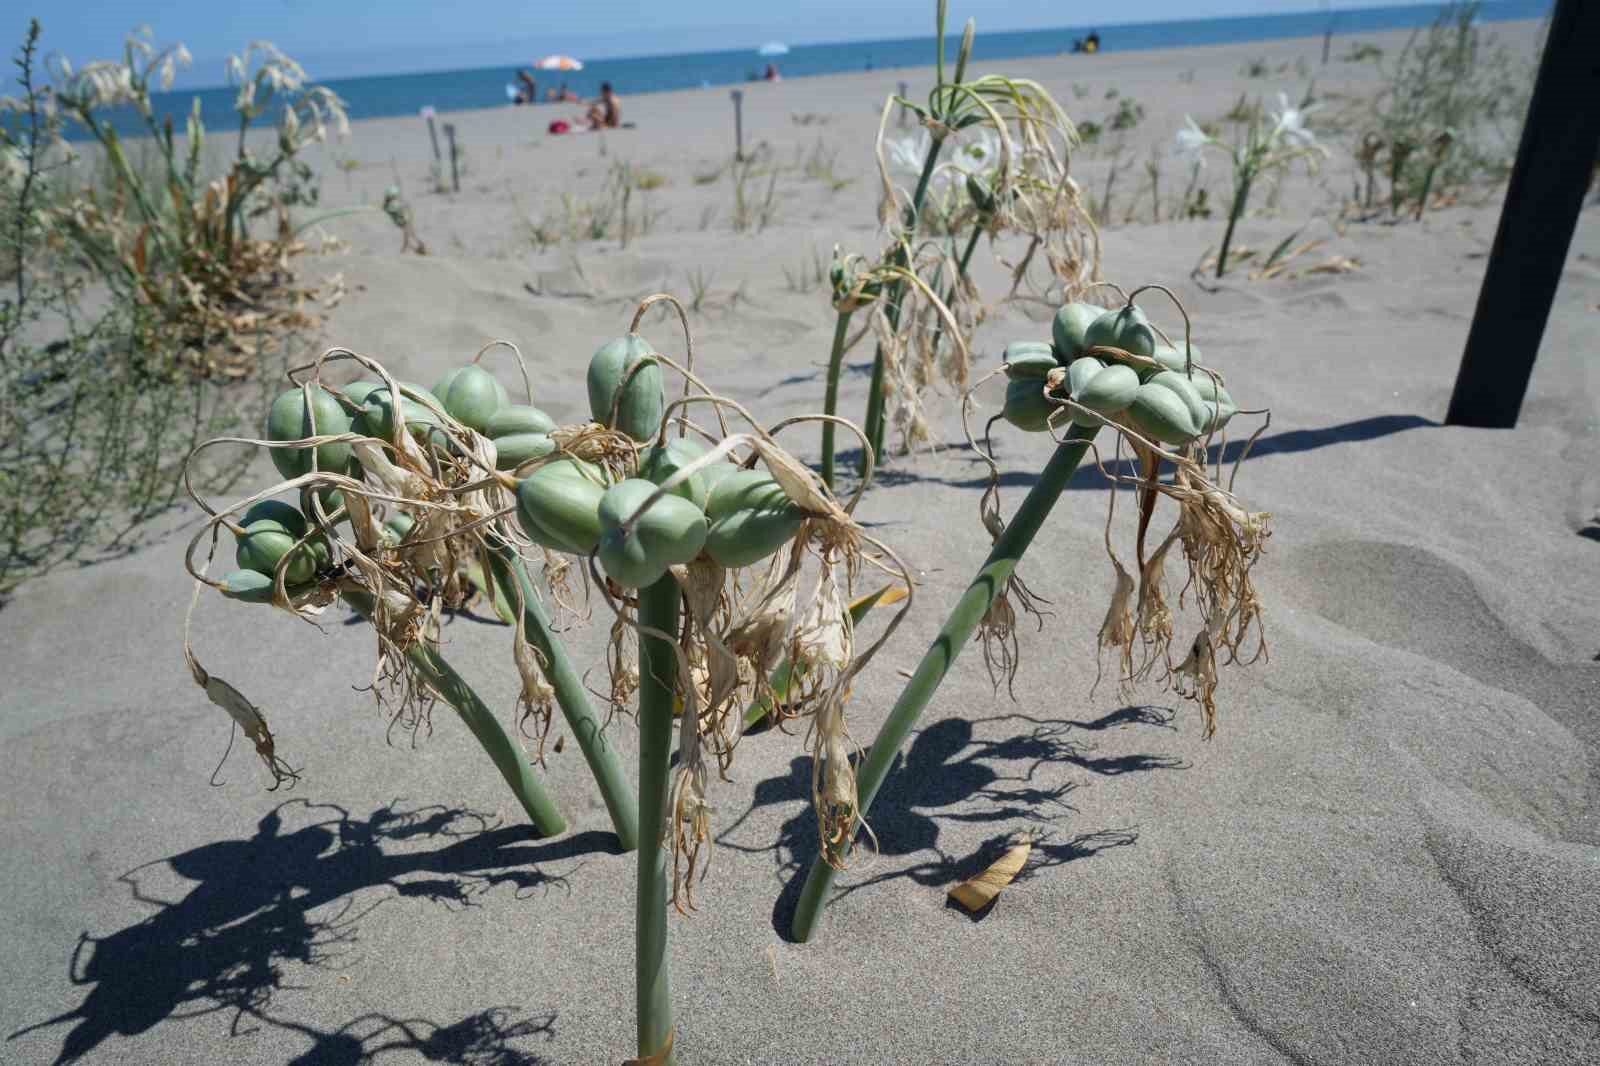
[9,799,617,1064]
[719,707,1183,941]
[831,413,1438,492]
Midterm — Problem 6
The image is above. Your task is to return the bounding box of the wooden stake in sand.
[898,81,909,126]
[1447,0,1600,429]
[730,89,744,162]
[422,105,441,162]
[444,123,461,193]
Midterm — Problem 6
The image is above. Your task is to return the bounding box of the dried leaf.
[948,835,1032,912]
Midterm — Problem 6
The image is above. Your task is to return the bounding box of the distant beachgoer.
[513,69,537,104]
[559,82,578,102]
[1085,31,1101,54]
[582,82,621,129]
[763,62,781,82]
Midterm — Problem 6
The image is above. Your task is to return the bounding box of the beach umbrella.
[534,55,584,71]
[757,42,789,57]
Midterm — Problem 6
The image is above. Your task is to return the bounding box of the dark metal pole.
[1445,0,1600,428]
[898,81,909,127]
[730,89,744,161]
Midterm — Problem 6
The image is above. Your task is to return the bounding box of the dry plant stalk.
[861,49,1103,459]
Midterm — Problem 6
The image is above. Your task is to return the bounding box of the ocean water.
[67,0,1549,141]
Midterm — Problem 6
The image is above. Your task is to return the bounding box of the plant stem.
[635,576,679,1063]
[926,225,984,368]
[485,545,640,851]
[1216,172,1254,278]
[340,590,567,836]
[819,308,855,490]
[861,140,946,474]
[791,424,1099,942]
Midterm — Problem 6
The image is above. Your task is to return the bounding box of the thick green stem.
[341,590,567,836]
[635,577,679,1063]
[1215,173,1254,279]
[485,545,640,851]
[791,425,1099,942]
[819,308,855,491]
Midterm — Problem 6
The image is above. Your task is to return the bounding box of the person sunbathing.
[581,82,621,129]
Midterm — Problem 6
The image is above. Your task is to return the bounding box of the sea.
[56,0,1550,142]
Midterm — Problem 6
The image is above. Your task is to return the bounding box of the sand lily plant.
[1176,93,1327,278]
[819,0,1100,486]
[42,28,350,375]
[180,294,913,1062]
[792,283,1274,941]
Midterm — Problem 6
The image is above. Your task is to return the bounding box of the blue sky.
[19,1,1381,87]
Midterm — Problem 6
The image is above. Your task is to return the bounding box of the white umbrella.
[533,54,584,71]
[757,42,789,58]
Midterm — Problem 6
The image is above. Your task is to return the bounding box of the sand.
[5,18,1600,1065]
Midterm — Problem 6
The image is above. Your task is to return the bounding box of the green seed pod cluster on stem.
[180,290,916,1062]
[791,280,1276,944]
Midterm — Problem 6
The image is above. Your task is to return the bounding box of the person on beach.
[512,69,538,104]
[764,62,781,82]
[582,82,621,129]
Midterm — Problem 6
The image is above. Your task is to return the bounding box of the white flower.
[1175,116,1212,163]
[887,129,937,175]
[157,44,191,91]
[1270,92,1317,148]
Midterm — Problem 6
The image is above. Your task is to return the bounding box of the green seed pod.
[1065,355,1106,397]
[705,504,807,568]
[1149,341,1201,375]
[219,568,277,603]
[706,468,791,518]
[1002,341,1060,381]
[1002,377,1057,433]
[587,334,665,442]
[1084,303,1157,359]
[965,172,999,216]
[1072,363,1141,427]
[1126,381,1201,445]
[355,387,444,442]
[433,365,510,432]
[235,520,329,585]
[493,432,556,471]
[1051,301,1104,362]
[240,499,307,539]
[338,379,389,406]
[1187,374,1237,434]
[596,479,709,588]
[515,457,611,554]
[266,387,354,480]
[381,510,416,546]
[696,460,743,497]
[638,438,711,507]
[1145,371,1209,431]
[301,477,349,523]
[485,404,557,438]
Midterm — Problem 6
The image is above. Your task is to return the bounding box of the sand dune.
[5,18,1599,1065]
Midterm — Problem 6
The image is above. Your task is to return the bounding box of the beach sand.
[6,18,1600,1065]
